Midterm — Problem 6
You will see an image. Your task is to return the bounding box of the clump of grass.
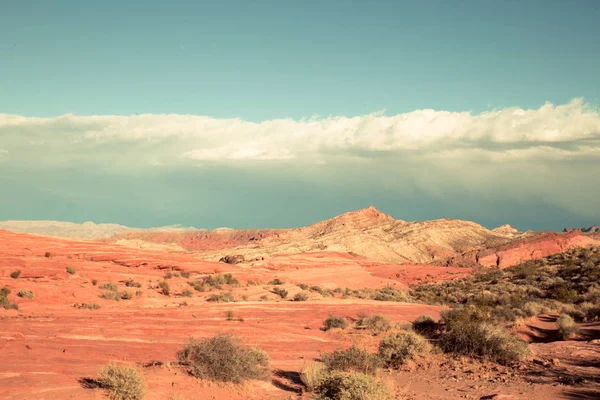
[293,292,309,301]
[377,331,430,368]
[180,271,190,279]
[322,314,348,331]
[321,345,381,375]
[66,266,76,275]
[177,334,269,383]
[273,287,288,299]
[181,289,194,297]
[120,291,133,300]
[315,371,392,400]
[125,279,142,288]
[556,313,579,339]
[100,282,118,291]
[164,271,174,279]
[269,278,284,285]
[355,314,391,335]
[202,273,239,289]
[207,292,234,303]
[135,290,143,297]
[297,283,310,290]
[158,281,170,296]
[99,363,147,400]
[101,291,121,301]
[10,270,21,279]
[300,362,327,392]
[17,289,35,299]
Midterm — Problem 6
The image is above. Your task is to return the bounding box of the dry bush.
[10,270,21,279]
[412,314,436,334]
[177,334,269,383]
[322,315,349,331]
[66,266,76,275]
[73,303,101,309]
[207,292,234,302]
[269,278,284,285]
[315,371,392,400]
[321,345,381,375]
[99,363,146,400]
[377,331,430,368]
[158,281,170,295]
[100,282,118,291]
[181,289,194,297]
[439,308,529,365]
[125,279,142,288]
[273,287,288,299]
[556,313,579,339]
[301,362,327,392]
[355,314,391,335]
[0,286,18,310]
[293,292,309,301]
[17,289,34,299]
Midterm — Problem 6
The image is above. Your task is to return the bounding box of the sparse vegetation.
[17,289,34,299]
[180,271,190,279]
[158,281,170,296]
[269,278,284,285]
[177,334,269,383]
[321,345,381,375]
[273,287,288,299]
[66,266,76,275]
[10,270,21,279]
[73,303,101,309]
[100,282,119,291]
[125,279,142,288]
[342,286,410,302]
[189,273,239,291]
[377,331,430,368]
[99,363,147,400]
[0,286,18,310]
[207,292,235,303]
[322,314,349,331]
[181,289,193,297]
[315,371,392,400]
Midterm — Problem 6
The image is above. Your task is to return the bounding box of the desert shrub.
[207,292,234,303]
[92,279,98,286]
[100,282,118,291]
[181,289,194,297]
[158,281,170,296]
[125,279,142,288]
[0,286,18,310]
[315,371,392,400]
[355,314,391,335]
[412,314,436,334]
[321,345,380,375]
[521,301,546,317]
[439,308,529,365]
[556,313,579,339]
[297,283,310,290]
[203,273,239,288]
[581,302,600,320]
[44,252,51,258]
[180,271,190,279]
[293,292,309,301]
[73,303,101,309]
[377,331,430,368]
[66,266,76,275]
[120,291,133,300]
[247,280,257,286]
[301,362,327,392]
[17,289,34,299]
[260,295,269,301]
[99,363,147,400]
[225,310,235,320]
[273,287,288,299]
[372,287,409,302]
[135,290,143,297]
[269,278,284,285]
[164,271,174,279]
[10,270,21,279]
[1,286,11,297]
[322,315,349,331]
[177,334,269,383]
[550,286,579,303]
[101,291,121,301]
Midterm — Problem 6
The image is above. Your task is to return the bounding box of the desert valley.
[1,207,599,400]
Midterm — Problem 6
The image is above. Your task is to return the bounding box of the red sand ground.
[1,230,598,399]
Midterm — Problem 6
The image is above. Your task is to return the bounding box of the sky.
[1,0,599,231]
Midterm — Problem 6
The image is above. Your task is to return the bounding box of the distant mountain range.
[563,226,600,233]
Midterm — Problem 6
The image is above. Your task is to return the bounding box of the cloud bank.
[1,98,599,229]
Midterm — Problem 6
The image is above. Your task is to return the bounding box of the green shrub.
[377,331,430,368]
[177,334,269,383]
[10,270,21,279]
[556,313,579,339]
[207,292,234,303]
[17,289,34,299]
[293,292,309,301]
[322,345,380,375]
[412,314,436,334]
[322,315,349,331]
[66,266,76,275]
[315,371,392,400]
[439,308,529,365]
[158,281,170,296]
[99,363,147,400]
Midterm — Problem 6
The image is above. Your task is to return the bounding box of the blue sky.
[1,0,599,230]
